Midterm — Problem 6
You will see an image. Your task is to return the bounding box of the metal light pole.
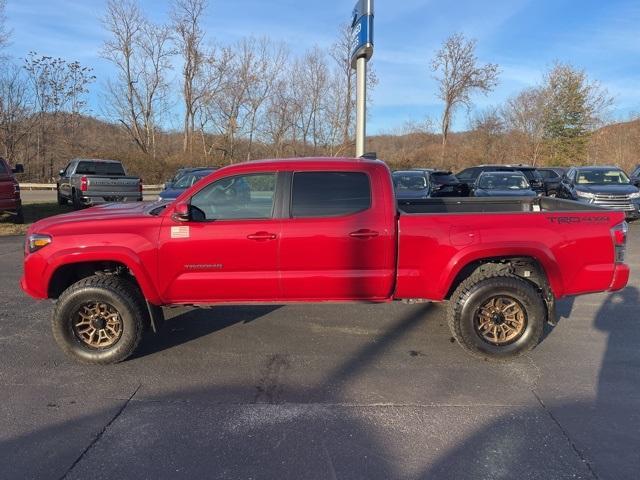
[355,56,367,157]
[351,0,374,158]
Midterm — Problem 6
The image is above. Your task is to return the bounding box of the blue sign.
[351,0,374,67]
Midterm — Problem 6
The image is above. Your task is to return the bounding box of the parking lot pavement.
[1,226,639,479]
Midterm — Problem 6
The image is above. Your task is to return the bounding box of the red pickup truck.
[21,158,630,364]
[0,158,24,223]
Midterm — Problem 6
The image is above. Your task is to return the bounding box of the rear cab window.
[76,161,126,176]
[291,171,371,218]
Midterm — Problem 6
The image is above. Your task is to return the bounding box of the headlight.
[576,191,596,200]
[629,192,640,199]
[27,234,52,253]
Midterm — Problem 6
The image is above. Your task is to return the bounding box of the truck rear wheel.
[448,273,545,359]
[71,189,83,210]
[52,275,145,365]
[57,189,68,206]
[13,207,24,224]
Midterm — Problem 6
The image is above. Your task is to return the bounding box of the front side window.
[191,173,276,221]
[0,161,7,175]
[291,172,371,218]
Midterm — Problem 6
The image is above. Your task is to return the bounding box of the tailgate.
[86,176,140,196]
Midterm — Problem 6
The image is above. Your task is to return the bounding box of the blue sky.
[5,0,640,134]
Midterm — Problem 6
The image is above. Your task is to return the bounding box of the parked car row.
[393,163,640,220]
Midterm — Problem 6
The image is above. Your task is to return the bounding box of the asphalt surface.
[21,190,161,204]
[0,225,639,479]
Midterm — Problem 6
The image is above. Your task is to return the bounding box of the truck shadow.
[133,305,282,359]
[3,287,638,478]
[418,286,640,480]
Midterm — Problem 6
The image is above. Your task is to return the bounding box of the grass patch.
[0,202,72,237]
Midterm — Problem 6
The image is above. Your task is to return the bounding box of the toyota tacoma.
[22,157,630,364]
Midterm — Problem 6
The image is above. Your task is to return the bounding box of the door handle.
[349,229,379,239]
[247,232,277,241]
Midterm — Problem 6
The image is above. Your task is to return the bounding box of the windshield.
[393,173,428,191]
[173,171,212,189]
[478,173,530,190]
[576,169,630,185]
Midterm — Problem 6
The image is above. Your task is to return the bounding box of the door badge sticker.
[171,226,190,239]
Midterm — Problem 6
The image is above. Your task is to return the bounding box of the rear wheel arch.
[445,256,554,303]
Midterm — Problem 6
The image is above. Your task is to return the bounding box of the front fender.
[43,246,161,303]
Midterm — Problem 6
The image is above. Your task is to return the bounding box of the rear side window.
[291,172,371,218]
[539,170,559,180]
[457,168,480,181]
[76,161,126,176]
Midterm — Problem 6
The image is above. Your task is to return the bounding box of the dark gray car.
[557,166,640,219]
[57,159,142,209]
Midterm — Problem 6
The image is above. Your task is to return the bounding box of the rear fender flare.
[439,244,564,300]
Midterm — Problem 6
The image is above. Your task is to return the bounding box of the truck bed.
[398,197,604,215]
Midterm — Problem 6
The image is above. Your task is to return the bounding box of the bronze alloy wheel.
[475,295,527,346]
[72,302,123,349]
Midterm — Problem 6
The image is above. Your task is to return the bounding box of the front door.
[158,172,281,303]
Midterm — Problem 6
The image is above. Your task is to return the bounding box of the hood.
[474,188,537,197]
[575,184,639,195]
[30,202,158,233]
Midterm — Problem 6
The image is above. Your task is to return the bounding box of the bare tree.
[0,65,33,163]
[431,33,499,161]
[243,38,287,160]
[102,0,174,158]
[24,53,95,179]
[0,0,11,56]
[502,87,547,165]
[172,0,207,156]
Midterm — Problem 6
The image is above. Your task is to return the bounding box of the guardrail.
[19,183,163,191]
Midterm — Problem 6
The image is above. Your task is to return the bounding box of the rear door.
[279,170,396,301]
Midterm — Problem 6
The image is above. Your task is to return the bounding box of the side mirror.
[12,164,24,174]
[633,178,640,188]
[59,169,65,176]
[171,202,191,222]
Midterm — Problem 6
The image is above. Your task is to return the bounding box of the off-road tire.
[448,272,545,360]
[57,189,68,206]
[71,189,83,210]
[52,275,146,365]
[13,207,24,224]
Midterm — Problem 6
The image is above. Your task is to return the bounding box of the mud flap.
[146,301,165,333]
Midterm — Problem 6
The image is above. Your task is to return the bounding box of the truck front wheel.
[448,273,545,359]
[52,275,145,365]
